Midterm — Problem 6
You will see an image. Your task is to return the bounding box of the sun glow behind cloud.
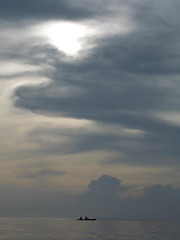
[36,14,134,57]
[40,21,88,56]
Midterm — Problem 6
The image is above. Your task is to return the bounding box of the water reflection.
[0,218,179,240]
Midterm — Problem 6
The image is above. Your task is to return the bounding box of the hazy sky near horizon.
[1,0,180,219]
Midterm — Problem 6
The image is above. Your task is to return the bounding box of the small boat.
[77,218,96,221]
[77,216,96,221]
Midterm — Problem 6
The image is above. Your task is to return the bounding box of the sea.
[0,218,179,240]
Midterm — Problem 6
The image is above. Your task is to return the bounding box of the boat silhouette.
[77,216,96,221]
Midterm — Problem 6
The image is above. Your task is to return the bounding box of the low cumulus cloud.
[79,175,128,202]
[75,175,180,221]
[0,174,179,220]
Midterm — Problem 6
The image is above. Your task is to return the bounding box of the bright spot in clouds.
[37,17,134,57]
[41,21,87,56]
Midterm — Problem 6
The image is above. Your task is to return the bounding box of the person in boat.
[85,216,89,220]
[78,216,83,220]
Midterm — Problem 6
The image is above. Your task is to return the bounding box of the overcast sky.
[1,0,180,220]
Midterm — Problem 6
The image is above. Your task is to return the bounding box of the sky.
[1,0,180,220]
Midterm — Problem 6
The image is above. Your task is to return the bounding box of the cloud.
[14,0,180,117]
[134,184,180,221]
[81,174,128,198]
[18,169,66,179]
[0,174,179,220]
[75,175,130,217]
[13,3,180,166]
[0,0,94,21]
[76,175,180,220]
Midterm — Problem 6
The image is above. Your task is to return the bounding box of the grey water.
[0,218,179,240]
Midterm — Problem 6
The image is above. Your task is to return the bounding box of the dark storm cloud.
[0,0,94,21]
[14,32,168,122]
[14,0,180,118]
[12,0,180,166]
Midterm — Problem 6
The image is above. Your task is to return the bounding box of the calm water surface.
[0,218,179,240]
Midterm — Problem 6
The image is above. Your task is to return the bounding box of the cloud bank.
[12,0,180,167]
[0,175,180,220]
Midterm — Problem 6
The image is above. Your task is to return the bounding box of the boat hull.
[77,219,96,221]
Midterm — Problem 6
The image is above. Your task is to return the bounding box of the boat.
[77,218,96,221]
[77,216,96,221]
